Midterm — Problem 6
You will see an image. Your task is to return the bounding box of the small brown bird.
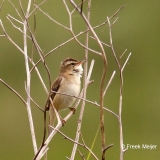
[46,58,86,129]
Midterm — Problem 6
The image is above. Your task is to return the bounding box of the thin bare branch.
[111,17,119,27]
[25,86,44,112]
[103,71,116,97]
[0,20,24,54]
[8,0,23,21]
[103,144,114,154]
[6,15,31,39]
[107,17,120,68]
[90,36,110,47]
[121,52,132,72]
[80,0,84,14]
[34,4,70,30]
[0,79,26,105]
[71,0,87,14]
[51,90,118,118]
[120,49,127,59]
[0,0,6,12]
[29,0,47,17]
[107,14,131,160]
[23,0,37,154]
[7,14,23,24]
[78,150,85,160]
[18,0,25,18]
[70,1,91,159]
[109,5,126,20]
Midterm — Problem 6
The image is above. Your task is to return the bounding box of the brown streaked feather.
[45,76,63,111]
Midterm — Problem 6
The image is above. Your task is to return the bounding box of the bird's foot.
[69,107,76,114]
[60,117,66,126]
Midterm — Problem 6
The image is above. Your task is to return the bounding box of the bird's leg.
[69,107,76,114]
[60,117,66,126]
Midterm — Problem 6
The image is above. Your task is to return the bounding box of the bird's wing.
[45,76,63,111]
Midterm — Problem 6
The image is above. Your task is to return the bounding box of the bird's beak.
[76,59,87,66]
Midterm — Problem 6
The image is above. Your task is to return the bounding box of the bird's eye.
[71,63,75,66]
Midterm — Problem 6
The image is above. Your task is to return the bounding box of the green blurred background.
[0,0,160,159]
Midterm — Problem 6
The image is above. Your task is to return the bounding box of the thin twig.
[78,150,85,160]
[34,4,70,30]
[90,36,110,47]
[51,90,118,118]
[29,0,47,17]
[109,5,126,20]
[0,20,24,54]
[80,0,84,14]
[8,0,23,21]
[111,17,119,27]
[31,0,37,61]
[120,49,127,59]
[103,144,114,154]
[121,52,132,72]
[0,0,6,12]
[103,71,116,97]
[6,14,23,24]
[71,0,87,14]
[25,85,44,112]
[6,15,31,39]
[0,79,26,105]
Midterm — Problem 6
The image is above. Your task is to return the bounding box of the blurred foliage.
[0,0,160,159]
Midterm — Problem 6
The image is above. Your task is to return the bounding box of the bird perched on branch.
[45,57,86,131]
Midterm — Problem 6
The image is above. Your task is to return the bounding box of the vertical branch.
[31,0,37,61]
[70,1,91,159]
[119,69,124,160]
[23,0,38,154]
[107,17,131,160]
[69,1,108,159]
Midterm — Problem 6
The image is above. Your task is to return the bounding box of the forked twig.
[107,16,131,160]
[77,150,85,160]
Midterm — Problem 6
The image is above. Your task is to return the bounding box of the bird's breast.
[53,81,81,111]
